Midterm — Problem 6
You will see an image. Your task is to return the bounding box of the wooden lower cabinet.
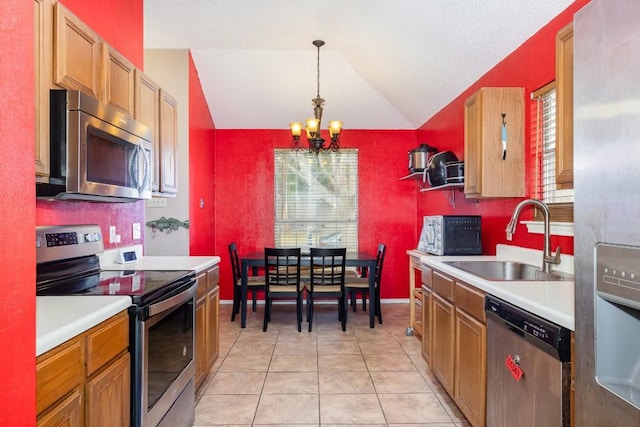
[37,389,83,427]
[195,265,220,391]
[424,267,487,427]
[36,310,130,427]
[85,353,130,426]
[455,308,486,427]
[421,285,432,363]
[431,292,455,396]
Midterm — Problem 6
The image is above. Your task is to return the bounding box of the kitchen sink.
[443,260,572,281]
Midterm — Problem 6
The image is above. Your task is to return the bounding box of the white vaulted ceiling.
[143,0,573,130]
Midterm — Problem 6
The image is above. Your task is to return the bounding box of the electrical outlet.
[109,226,117,243]
[132,223,141,240]
[146,198,167,208]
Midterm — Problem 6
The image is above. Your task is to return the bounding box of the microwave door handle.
[129,146,139,191]
[138,145,150,194]
[130,145,149,196]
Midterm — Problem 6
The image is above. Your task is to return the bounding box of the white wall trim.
[521,221,574,237]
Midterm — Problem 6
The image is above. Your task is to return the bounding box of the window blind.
[532,86,574,204]
[274,149,359,252]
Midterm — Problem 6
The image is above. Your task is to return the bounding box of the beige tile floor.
[194,302,471,427]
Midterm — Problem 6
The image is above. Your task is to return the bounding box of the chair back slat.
[228,242,241,284]
[265,247,302,289]
[374,243,387,287]
[309,247,346,289]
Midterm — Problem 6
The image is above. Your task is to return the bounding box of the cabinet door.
[464,93,481,198]
[431,292,455,395]
[103,44,135,116]
[464,87,525,199]
[556,24,574,188]
[37,389,83,427]
[195,293,207,391]
[159,89,178,194]
[35,0,53,178]
[421,286,432,363]
[206,286,220,370]
[455,308,487,427]
[53,2,102,98]
[85,353,130,427]
[134,70,161,192]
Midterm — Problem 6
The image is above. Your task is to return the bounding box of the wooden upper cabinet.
[556,23,574,188]
[134,70,161,192]
[102,44,136,116]
[464,87,525,199]
[159,89,179,195]
[34,0,52,178]
[53,2,102,98]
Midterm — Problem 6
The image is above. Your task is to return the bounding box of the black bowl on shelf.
[427,151,458,187]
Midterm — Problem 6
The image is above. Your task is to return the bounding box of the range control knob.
[82,232,101,242]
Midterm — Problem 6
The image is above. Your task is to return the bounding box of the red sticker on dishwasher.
[506,355,523,382]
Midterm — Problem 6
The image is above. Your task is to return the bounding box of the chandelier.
[290,40,343,155]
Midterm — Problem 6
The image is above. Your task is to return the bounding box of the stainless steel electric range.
[36,224,197,427]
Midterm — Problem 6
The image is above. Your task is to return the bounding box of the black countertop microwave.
[36,90,152,203]
[418,215,482,256]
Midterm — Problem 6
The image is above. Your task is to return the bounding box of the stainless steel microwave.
[419,215,482,256]
[36,90,152,202]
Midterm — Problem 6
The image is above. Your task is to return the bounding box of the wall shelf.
[400,171,464,207]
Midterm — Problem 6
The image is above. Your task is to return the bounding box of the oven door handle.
[147,281,197,317]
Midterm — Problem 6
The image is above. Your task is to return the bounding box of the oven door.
[132,280,197,427]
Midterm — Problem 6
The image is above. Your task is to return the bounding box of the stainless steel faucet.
[505,198,561,273]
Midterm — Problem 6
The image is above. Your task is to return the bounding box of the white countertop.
[37,253,221,357]
[36,296,131,356]
[418,244,575,331]
[101,255,220,272]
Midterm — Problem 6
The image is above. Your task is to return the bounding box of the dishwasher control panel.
[485,295,570,361]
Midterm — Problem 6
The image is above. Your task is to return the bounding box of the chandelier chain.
[316,43,321,99]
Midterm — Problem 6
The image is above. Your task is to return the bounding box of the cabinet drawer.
[420,265,432,288]
[196,271,207,298]
[36,339,83,414]
[207,266,220,291]
[454,281,486,323]
[432,270,454,302]
[85,312,129,376]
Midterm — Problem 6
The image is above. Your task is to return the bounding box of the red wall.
[1,0,36,423]
[213,129,419,300]
[188,52,217,255]
[416,0,590,257]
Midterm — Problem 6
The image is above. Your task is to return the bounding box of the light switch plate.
[109,226,117,243]
[132,223,141,240]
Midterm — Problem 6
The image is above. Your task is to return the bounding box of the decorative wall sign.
[146,217,190,238]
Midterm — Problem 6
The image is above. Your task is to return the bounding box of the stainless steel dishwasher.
[485,295,571,426]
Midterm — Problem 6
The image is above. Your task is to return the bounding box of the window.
[531,83,574,222]
[274,149,358,251]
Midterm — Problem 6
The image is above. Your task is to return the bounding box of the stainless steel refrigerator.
[574,0,640,424]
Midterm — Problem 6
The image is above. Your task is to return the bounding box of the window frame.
[531,82,574,223]
[273,149,359,251]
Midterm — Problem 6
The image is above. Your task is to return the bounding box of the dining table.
[239,250,378,329]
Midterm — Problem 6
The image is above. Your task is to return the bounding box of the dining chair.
[345,243,386,324]
[263,247,304,332]
[307,247,347,332]
[229,242,265,322]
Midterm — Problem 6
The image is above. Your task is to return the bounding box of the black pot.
[445,161,464,184]
[427,151,458,186]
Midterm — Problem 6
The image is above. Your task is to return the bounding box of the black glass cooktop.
[36,269,195,305]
